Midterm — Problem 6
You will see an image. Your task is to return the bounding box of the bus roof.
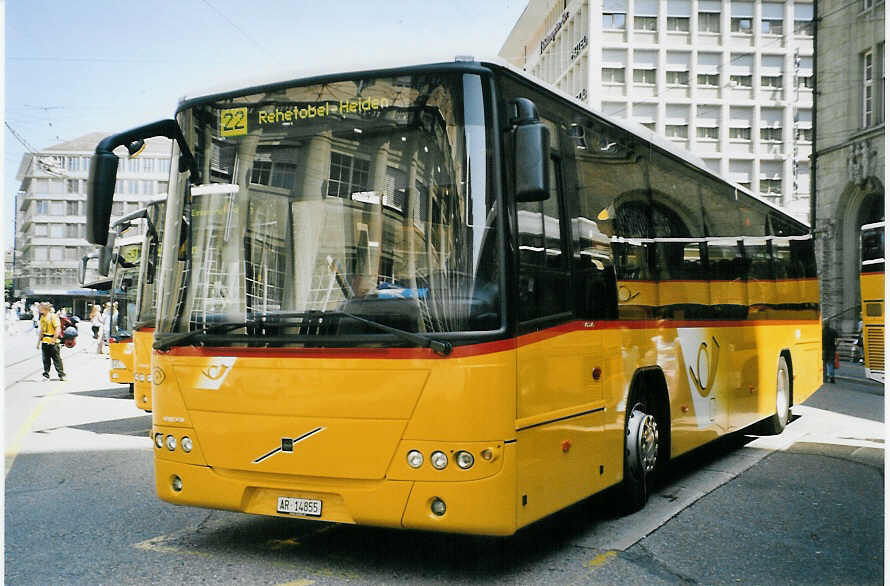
[177,55,809,231]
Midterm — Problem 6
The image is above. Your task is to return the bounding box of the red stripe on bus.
[160,318,818,360]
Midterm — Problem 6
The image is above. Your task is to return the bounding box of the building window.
[65,224,80,238]
[698,12,720,33]
[160,159,171,173]
[697,126,719,139]
[796,127,813,142]
[633,69,656,84]
[761,75,783,89]
[66,179,78,194]
[602,12,627,29]
[158,181,169,193]
[251,161,272,185]
[271,162,297,190]
[66,201,79,215]
[760,127,783,142]
[34,224,48,237]
[142,158,155,172]
[731,17,752,33]
[49,247,63,261]
[798,75,814,89]
[761,19,783,35]
[730,75,752,87]
[794,19,814,36]
[36,200,49,215]
[864,0,873,9]
[729,127,751,140]
[667,17,690,31]
[50,201,65,216]
[327,152,370,198]
[665,124,689,138]
[698,73,720,87]
[33,247,48,261]
[759,178,782,194]
[112,202,123,216]
[634,16,657,31]
[65,247,79,261]
[602,68,626,83]
[666,71,690,85]
[863,50,874,127]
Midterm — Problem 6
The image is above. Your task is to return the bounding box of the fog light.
[430,451,448,470]
[165,435,176,451]
[430,497,446,516]
[480,448,493,461]
[141,395,148,403]
[171,475,182,492]
[181,436,193,453]
[407,450,423,468]
[154,433,164,449]
[455,450,474,469]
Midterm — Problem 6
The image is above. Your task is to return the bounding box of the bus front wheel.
[620,401,660,513]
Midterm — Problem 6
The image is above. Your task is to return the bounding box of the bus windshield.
[110,242,141,339]
[134,200,166,327]
[158,71,500,344]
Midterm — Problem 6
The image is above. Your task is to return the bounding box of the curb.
[831,375,884,388]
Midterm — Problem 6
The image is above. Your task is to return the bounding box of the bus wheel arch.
[619,367,671,514]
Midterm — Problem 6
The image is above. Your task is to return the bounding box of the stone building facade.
[813,0,884,334]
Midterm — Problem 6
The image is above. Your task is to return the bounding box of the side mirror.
[87,119,199,245]
[511,98,550,203]
[79,253,96,285]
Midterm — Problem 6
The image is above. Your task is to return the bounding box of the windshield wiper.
[153,311,453,356]
[320,310,452,356]
[153,321,251,351]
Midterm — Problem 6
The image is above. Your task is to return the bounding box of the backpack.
[60,316,77,339]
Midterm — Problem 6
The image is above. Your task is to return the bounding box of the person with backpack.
[36,302,66,381]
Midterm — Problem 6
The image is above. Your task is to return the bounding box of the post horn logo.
[201,364,230,381]
[151,366,166,385]
[690,336,720,397]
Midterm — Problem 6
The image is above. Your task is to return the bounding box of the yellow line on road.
[133,532,209,556]
[585,550,617,568]
[4,380,69,475]
[274,581,315,586]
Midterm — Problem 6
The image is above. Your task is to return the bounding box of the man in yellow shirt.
[36,302,66,381]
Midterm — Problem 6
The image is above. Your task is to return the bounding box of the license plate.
[277,496,322,517]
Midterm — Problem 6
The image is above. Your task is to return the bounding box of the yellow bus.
[87,58,821,535]
[860,221,884,383]
[129,197,167,411]
[106,232,142,391]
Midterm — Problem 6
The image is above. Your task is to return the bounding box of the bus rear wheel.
[619,401,660,513]
[761,356,791,435]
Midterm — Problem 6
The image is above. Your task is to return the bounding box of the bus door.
[514,134,605,526]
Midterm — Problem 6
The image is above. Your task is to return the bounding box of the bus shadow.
[164,430,771,579]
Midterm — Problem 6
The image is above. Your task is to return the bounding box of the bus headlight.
[430,451,448,470]
[154,433,164,449]
[407,450,423,468]
[455,450,474,469]
[165,435,177,451]
[181,436,193,453]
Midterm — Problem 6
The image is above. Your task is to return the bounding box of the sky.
[3,0,529,249]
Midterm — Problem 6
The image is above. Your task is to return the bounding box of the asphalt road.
[4,353,884,585]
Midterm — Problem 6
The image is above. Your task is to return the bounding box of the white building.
[13,133,171,314]
[501,0,814,222]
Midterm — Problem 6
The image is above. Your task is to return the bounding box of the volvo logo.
[252,427,326,464]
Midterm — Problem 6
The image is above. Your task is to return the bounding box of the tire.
[761,356,791,435]
[619,399,661,514]
[128,383,135,396]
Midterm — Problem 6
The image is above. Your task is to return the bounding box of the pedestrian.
[100,301,112,354]
[30,302,40,331]
[89,304,102,340]
[36,302,66,381]
[822,320,839,384]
